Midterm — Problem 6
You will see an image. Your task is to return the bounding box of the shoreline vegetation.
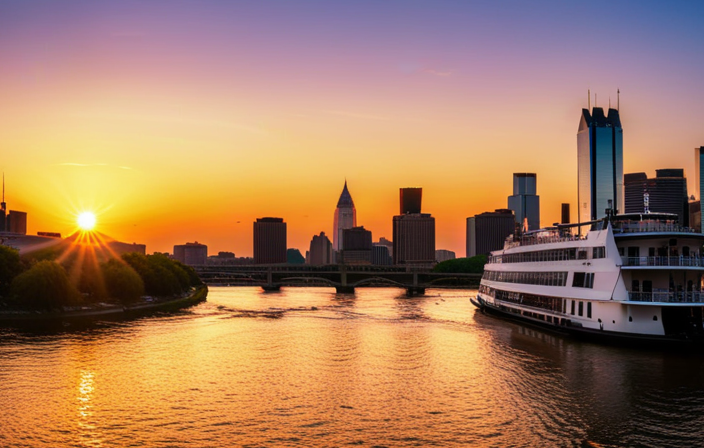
[0,242,207,324]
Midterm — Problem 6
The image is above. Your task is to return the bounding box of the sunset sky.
[1,1,704,257]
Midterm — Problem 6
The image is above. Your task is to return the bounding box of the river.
[1,287,704,447]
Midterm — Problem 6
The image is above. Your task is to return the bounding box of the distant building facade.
[561,203,571,224]
[507,173,540,231]
[341,226,372,265]
[624,169,689,225]
[253,217,287,264]
[400,188,422,214]
[393,188,435,267]
[308,231,333,265]
[695,147,704,230]
[435,250,456,263]
[6,210,27,234]
[577,107,624,222]
[371,244,393,265]
[173,242,208,266]
[333,181,356,252]
[467,209,515,257]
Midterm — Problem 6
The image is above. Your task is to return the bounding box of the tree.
[0,245,22,297]
[10,260,80,309]
[101,259,145,304]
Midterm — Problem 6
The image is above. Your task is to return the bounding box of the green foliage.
[174,260,203,286]
[287,248,305,264]
[432,255,487,274]
[0,245,22,297]
[122,252,196,297]
[10,260,80,309]
[101,259,145,304]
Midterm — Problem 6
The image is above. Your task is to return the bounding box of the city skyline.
[1,1,704,256]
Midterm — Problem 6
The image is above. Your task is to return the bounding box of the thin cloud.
[424,69,453,77]
[323,110,389,121]
[58,163,133,170]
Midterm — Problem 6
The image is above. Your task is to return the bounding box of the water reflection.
[0,287,703,447]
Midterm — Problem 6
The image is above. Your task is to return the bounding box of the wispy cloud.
[424,68,453,77]
[322,110,389,121]
[58,163,133,170]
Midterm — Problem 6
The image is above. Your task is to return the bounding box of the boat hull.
[472,296,704,349]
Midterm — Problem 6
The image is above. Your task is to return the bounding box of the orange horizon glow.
[2,2,704,257]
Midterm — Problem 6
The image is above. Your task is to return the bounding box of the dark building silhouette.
[6,210,27,235]
[467,209,515,256]
[371,244,393,265]
[393,188,435,267]
[578,107,623,222]
[561,203,571,224]
[287,248,305,264]
[253,217,287,264]
[694,147,704,230]
[436,249,456,263]
[624,169,689,226]
[690,200,701,232]
[400,188,422,214]
[333,181,356,252]
[173,242,208,266]
[341,226,372,265]
[308,231,333,265]
[507,173,540,231]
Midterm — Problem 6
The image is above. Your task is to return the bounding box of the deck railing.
[622,256,704,267]
[613,223,696,234]
[628,291,704,303]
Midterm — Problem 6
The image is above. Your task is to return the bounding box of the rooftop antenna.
[588,89,591,109]
[617,88,620,111]
[595,93,597,108]
[609,96,611,109]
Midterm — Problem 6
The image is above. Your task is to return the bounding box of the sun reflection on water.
[76,370,102,447]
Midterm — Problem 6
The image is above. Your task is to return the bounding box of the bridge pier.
[406,287,425,297]
[262,284,281,292]
[335,285,355,294]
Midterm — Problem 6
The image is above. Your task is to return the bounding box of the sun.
[77,212,97,231]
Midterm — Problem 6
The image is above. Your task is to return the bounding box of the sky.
[1,0,704,257]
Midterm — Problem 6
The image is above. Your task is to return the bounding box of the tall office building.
[392,188,435,267]
[0,174,5,232]
[466,209,515,257]
[253,217,287,264]
[695,147,704,230]
[561,203,571,224]
[6,211,27,235]
[400,188,422,214]
[624,169,689,225]
[333,181,356,252]
[577,107,624,223]
[173,242,208,266]
[308,231,333,265]
[507,173,540,231]
[340,226,372,265]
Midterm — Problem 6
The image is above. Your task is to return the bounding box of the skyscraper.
[466,209,515,257]
[333,181,356,252]
[695,147,704,230]
[392,187,435,267]
[561,203,570,224]
[400,188,422,214]
[507,173,540,231]
[340,226,372,265]
[577,107,623,223]
[624,169,689,225]
[308,231,333,265]
[253,217,287,264]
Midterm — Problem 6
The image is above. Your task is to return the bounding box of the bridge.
[193,265,481,296]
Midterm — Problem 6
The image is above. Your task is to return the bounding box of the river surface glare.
[2,287,704,447]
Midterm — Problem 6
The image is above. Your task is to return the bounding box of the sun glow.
[77,212,97,231]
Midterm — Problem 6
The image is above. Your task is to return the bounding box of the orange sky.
[2,1,704,257]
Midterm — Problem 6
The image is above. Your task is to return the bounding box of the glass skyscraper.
[507,173,540,231]
[577,107,623,223]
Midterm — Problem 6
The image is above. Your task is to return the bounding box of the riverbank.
[0,285,208,326]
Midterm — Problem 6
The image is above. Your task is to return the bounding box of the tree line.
[0,245,202,310]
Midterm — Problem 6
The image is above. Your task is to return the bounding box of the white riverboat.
[472,212,704,345]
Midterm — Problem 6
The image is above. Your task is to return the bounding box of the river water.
[2,287,704,447]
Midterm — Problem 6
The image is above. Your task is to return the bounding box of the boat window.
[569,249,576,260]
[618,247,624,256]
[572,272,585,287]
[578,301,583,316]
[592,247,605,259]
[683,246,690,257]
[587,302,592,318]
[571,300,575,315]
[578,249,588,260]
